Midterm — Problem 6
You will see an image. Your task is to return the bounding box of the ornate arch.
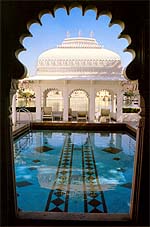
[95,88,114,97]
[12,3,141,82]
[69,88,89,98]
[43,87,63,96]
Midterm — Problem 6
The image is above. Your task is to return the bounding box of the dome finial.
[78,30,81,37]
[90,30,94,38]
[66,31,70,38]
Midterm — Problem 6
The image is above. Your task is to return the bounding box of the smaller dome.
[57,37,102,48]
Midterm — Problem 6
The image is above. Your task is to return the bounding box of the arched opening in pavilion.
[69,89,89,112]
[95,89,113,121]
[43,88,63,111]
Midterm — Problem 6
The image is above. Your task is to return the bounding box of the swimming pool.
[14,130,135,213]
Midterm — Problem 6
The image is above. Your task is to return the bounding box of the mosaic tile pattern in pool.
[14,130,135,213]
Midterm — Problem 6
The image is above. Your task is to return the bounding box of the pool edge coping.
[17,211,130,222]
[13,122,136,140]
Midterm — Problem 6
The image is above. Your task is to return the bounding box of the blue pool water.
[14,130,135,213]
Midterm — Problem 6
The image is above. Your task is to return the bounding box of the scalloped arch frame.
[16,4,137,81]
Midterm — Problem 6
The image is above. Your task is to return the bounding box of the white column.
[63,86,68,121]
[112,94,116,113]
[12,94,17,126]
[35,83,42,121]
[116,91,123,122]
[111,94,117,120]
[89,85,95,122]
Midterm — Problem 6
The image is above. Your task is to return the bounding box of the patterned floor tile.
[86,171,94,175]
[32,159,40,163]
[35,146,53,152]
[89,192,98,198]
[89,199,101,207]
[102,147,121,154]
[121,182,132,189]
[86,163,93,166]
[49,207,63,212]
[87,176,95,180]
[90,208,103,213]
[16,181,33,187]
[113,157,120,160]
[54,190,65,197]
[52,198,64,206]
[28,167,37,171]
[60,170,68,175]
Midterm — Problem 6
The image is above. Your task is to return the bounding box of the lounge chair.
[77,111,88,121]
[100,109,111,123]
[42,107,53,121]
[52,111,63,121]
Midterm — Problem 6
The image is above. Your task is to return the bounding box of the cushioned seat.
[52,111,63,121]
[77,111,88,121]
[100,109,111,123]
[42,107,53,121]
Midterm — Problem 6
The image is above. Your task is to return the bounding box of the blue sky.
[18,8,132,76]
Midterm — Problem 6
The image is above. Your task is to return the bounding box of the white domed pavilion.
[16,36,136,123]
[35,37,123,81]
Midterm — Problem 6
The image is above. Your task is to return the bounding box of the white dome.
[36,37,123,80]
[38,38,120,61]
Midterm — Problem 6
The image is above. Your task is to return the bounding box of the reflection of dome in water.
[36,37,123,80]
[71,133,88,146]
